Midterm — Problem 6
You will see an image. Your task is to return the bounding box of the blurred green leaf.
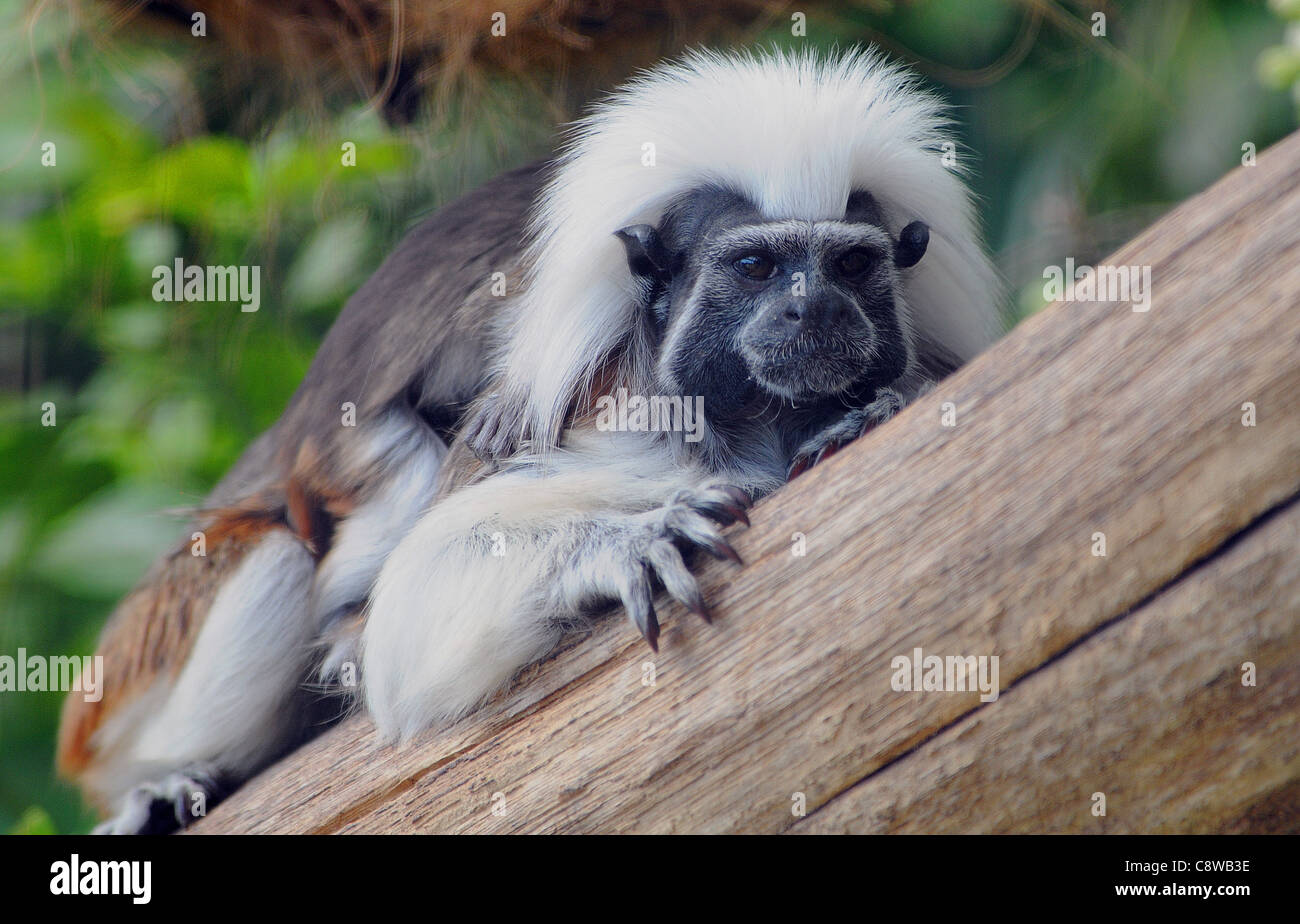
[284,211,373,311]
[8,805,57,835]
[29,483,191,598]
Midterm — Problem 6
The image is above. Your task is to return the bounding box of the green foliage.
[9,805,56,835]
[0,6,544,834]
[1260,0,1300,105]
[0,0,1293,834]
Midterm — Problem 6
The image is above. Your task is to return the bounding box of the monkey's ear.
[894,220,930,269]
[615,224,671,282]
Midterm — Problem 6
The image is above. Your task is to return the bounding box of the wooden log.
[191,130,1300,835]
[794,500,1300,834]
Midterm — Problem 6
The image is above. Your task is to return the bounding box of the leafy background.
[0,0,1295,833]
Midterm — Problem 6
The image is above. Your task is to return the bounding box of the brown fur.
[56,513,284,783]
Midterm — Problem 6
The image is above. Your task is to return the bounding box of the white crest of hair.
[497,45,1001,450]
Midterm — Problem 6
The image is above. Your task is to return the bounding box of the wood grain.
[794,499,1300,834]
[192,131,1300,835]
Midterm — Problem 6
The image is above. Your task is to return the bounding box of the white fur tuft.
[86,530,317,813]
[310,409,447,631]
[500,46,1001,447]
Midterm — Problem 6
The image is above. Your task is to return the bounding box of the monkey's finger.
[488,424,518,460]
[677,517,744,565]
[717,502,750,527]
[713,485,752,510]
[677,483,751,510]
[692,483,752,512]
[464,395,530,460]
[460,394,503,454]
[646,539,710,623]
[173,793,191,827]
[463,429,490,460]
[697,535,743,566]
[459,410,485,447]
[616,565,659,651]
[683,485,752,526]
[664,508,743,565]
[692,498,750,528]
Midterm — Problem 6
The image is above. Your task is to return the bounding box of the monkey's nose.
[775,294,852,331]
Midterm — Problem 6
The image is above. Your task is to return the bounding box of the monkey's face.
[616,190,928,419]
[697,220,910,402]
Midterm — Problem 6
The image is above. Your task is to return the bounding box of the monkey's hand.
[788,387,904,479]
[573,483,751,651]
[460,390,530,461]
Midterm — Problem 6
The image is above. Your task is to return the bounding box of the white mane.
[499,46,1001,448]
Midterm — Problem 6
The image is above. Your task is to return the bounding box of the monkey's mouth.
[744,343,871,400]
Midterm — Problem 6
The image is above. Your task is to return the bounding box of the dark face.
[616,186,927,421]
[701,219,907,401]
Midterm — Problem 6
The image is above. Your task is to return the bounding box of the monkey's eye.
[732,253,778,281]
[835,247,878,279]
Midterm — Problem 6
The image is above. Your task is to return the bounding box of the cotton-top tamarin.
[58,48,1001,833]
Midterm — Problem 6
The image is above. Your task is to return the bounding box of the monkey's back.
[240,159,548,502]
[57,160,549,795]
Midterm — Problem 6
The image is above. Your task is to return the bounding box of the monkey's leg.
[61,527,319,834]
[308,409,448,684]
[362,452,749,740]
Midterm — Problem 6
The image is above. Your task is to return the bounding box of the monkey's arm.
[361,432,749,740]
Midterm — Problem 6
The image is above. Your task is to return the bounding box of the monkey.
[57,48,1001,833]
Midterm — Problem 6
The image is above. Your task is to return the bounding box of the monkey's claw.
[605,482,751,648]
